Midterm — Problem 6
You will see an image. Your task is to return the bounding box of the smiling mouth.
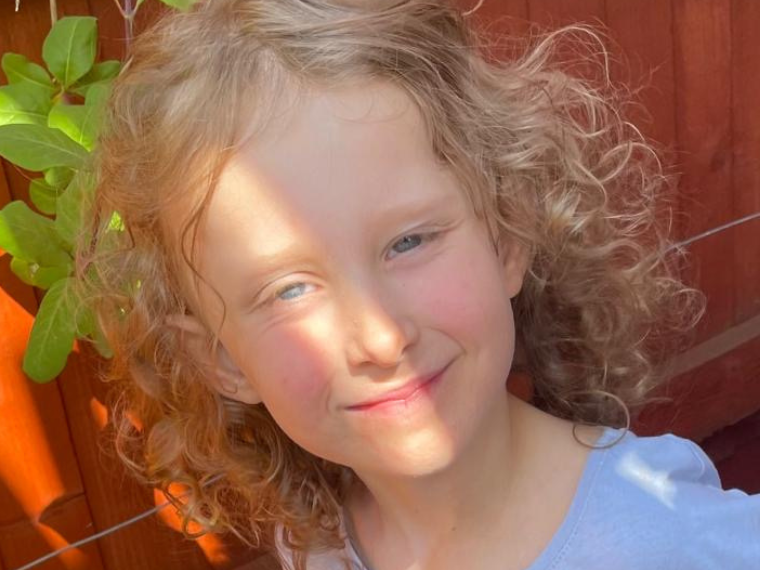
[347,364,450,411]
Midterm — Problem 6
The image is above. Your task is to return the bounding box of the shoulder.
[597,429,751,504]
[575,428,760,569]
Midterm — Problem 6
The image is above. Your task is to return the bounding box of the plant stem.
[111,0,128,18]
[49,0,57,25]
[124,0,134,51]
[111,0,136,54]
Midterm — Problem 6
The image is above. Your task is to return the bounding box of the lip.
[347,364,449,411]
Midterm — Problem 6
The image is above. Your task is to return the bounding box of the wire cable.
[13,475,223,570]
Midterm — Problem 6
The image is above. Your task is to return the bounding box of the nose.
[342,284,419,369]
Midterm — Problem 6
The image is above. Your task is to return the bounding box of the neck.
[347,393,536,566]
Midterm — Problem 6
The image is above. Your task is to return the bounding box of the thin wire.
[12,211,760,570]
[12,475,223,570]
[672,211,760,250]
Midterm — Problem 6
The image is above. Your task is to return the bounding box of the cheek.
[243,321,335,410]
[413,243,513,341]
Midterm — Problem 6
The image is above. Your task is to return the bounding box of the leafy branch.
[1,1,199,382]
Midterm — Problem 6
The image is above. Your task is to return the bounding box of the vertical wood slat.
[0,2,228,569]
[604,0,680,281]
[731,0,760,323]
[1,3,252,568]
[0,3,104,570]
[527,0,606,26]
[0,281,104,570]
[672,0,735,341]
[0,495,103,570]
[604,0,676,149]
[0,60,104,566]
[56,350,220,570]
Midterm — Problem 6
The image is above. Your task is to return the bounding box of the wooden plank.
[604,0,676,148]
[527,0,606,27]
[0,4,228,568]
[731,0,760,323]
[604,0,681,280]
[635,332,760,441]
[0,494,104,570]
[667,313,760,378]
[700,408,760,493]
[470,0,528,22]
[0,6,104,570]
[55,348,219,570]
[0,285,104,568]
[672,0,734,341]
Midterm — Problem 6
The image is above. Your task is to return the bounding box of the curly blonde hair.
[77,0,704,565]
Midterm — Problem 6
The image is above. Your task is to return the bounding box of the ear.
[166,314,263,405]
[499,236,530,299]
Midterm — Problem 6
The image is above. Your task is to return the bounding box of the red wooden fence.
[1,1,758,569]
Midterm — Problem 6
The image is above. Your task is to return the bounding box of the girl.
[79,0,760,568]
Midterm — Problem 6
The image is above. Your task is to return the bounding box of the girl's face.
[189,82,527,477]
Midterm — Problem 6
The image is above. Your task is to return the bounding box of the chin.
[372,428,461,478]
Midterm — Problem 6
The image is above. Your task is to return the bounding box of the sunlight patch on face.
[615,451,677,510]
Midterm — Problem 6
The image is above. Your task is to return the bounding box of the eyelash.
[266,230,443,304]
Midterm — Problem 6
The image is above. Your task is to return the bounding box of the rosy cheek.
[416,246,508,336]
[253,321,335,406]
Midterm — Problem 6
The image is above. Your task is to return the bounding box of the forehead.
[182,81,463,311]
[223,80,441,207]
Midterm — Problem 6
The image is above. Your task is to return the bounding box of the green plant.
[0,1,198,382]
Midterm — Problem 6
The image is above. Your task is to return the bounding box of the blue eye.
[391,234,423,255]
[275,282,311,301]
[388,232,441,259]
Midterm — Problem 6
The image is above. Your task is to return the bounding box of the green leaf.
[158,0,200,11]
[107,210,125,232]
[55,170,94,246]
[10,257,70,289]
[29,178,61,215]
[70,60,120,97]
[76,305,113,358]
[48,84,108,150]
[0,201,71,266]
[48,103,87,145]
[44,166,75,189]
[1,53,55,92]
[0,83,52,126]
[23,277,78,382]
[0,124,87,170]
[42,16,97,88]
